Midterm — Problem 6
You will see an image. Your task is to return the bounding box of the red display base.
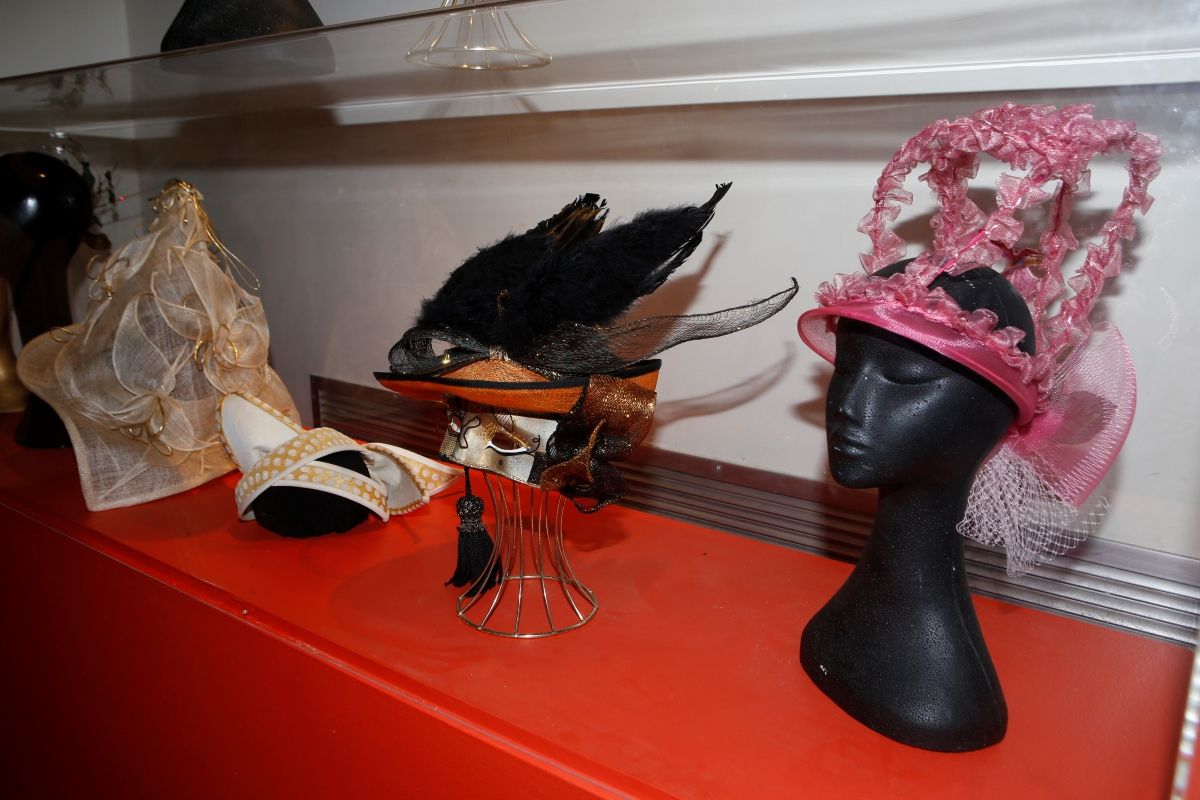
[0,413,1189,798]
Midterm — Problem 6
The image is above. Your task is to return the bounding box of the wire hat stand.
[458,473,598,638]
[405,0,551,70]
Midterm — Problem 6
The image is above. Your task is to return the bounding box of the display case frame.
[3,2,1199,795]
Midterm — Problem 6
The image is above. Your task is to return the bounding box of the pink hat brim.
[798,302,1037,425]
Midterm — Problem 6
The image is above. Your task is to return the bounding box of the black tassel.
[446,468,500,595]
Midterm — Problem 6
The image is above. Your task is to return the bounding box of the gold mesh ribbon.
[539,374,656,509]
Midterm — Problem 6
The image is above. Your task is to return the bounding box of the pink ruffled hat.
[798,103,1161,574]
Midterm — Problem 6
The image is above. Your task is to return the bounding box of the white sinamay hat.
[18,180,298,511]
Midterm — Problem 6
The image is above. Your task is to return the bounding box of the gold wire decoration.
[155,179,261,291]
[405,0,551,71]
[456,474,598,638]
[85,253,118,302]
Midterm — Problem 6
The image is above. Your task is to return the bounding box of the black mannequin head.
[0,151,92,332]
[1,152,93,448]
[803,262,1035,752]
[825,262,1036,491]
[0,152,92,269]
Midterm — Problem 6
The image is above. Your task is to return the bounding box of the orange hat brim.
[375,358,661,416]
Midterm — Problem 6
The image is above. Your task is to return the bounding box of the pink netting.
[959,445,1109,577]
[961,322,1136,574]
[803,103,1160,575]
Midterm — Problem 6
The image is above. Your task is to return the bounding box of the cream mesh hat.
[18,180,298,511]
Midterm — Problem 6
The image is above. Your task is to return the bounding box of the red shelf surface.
[0,413,1190,799]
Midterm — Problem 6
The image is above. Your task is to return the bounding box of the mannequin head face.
[824,262,1035,490]
[826,319,1017,489]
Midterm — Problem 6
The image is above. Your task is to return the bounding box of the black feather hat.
[383,183,795,385]
[410,184,728,359]
[378,184,795,588]
[378,184,796,502]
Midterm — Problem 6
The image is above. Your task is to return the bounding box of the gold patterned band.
[234,426,386,519]
[222,394,460,522]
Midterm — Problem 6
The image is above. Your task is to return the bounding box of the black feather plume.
[414,193,607,344]
[411,185,731,357]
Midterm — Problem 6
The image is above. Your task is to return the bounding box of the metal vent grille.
[313,375,1199,645]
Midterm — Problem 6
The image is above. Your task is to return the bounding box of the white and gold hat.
[218,392,458,522]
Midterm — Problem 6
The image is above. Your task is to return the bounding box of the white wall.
[0,0,130,77]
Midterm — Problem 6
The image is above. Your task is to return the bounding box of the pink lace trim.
[816,268,1055,388]
[822,102,1161,410]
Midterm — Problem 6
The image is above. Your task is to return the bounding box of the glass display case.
[2,1,1198,796]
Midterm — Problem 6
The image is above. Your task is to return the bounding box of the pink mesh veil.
[797,103,1161,575]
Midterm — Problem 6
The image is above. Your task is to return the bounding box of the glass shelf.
[1,0,1197,135]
